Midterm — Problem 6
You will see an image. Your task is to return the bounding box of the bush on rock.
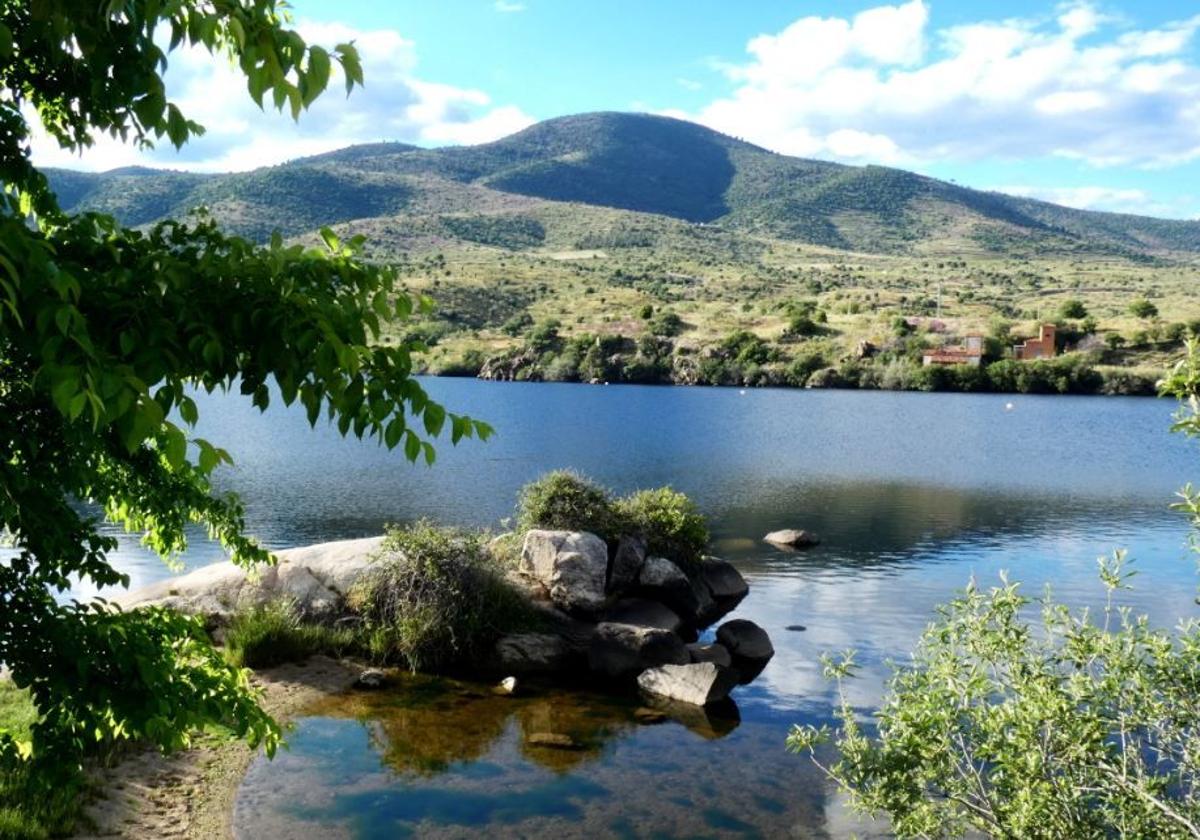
[348,520,534,672]
[516,470,618,537]
[616,488,710,571]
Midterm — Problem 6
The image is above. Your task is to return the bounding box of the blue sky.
[30,1,1200,219]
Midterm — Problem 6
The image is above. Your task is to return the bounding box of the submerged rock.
[763,529,820,549]
[354,668,387,690]
[526,732,584,750]
[716,619,775,683]
[520,530,609,616]
[588,622,689,678]
[637,662,739,706]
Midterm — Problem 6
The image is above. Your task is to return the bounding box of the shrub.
[1058,298,1087,319]
[649,311,684,337]
[348,521,533,672]
[1129,298,1159,319]
[516,470,617,536]
[616,487,709,570]
[224,599,357,669]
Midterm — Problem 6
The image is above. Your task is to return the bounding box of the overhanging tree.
[0,0,490,780]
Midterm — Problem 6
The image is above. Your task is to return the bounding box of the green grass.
[0,682,84,840]
[223,600,361,669]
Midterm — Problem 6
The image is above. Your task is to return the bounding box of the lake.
[94,381,1200,838]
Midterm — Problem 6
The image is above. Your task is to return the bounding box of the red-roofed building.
[922,335,984,367]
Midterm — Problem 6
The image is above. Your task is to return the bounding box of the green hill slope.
[42,111,1200,258]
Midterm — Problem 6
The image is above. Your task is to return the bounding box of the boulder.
[608,535,646,594]
[697,557,749,601]
[637,662,739,706]
[113,536,383,622]
[604,598,684,634]
[763,529,820,549]
[494,676,519,695]
[687,642,732,669]
[637,556,700,621]
[716,619,775,683]
[494,633,573,675]
[520,530,609,615]
[588,622,689,679]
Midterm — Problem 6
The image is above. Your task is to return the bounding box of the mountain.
[43,112,1200,259]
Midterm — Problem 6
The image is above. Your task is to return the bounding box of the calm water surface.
[93,381,1200,838]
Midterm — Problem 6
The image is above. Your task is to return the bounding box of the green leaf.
[423,403,445,437]
[319,227,340,252]
[306,46,331,104]
[404,431,420,462]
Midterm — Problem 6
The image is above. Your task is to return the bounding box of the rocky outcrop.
[716,619,775,683]
[519,530,609,615]
[763,529,820,549]
[112,536,383,623]
[588,622,689,678]
[115,526,774,710]
[637,662,738,706]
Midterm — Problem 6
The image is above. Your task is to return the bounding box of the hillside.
[44,112,1200,259]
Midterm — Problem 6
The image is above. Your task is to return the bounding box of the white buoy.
[1005,402,1015,411]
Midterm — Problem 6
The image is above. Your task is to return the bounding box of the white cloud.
[694,1,1200,169]
[994,184,1193,216]
[30,20,535,172]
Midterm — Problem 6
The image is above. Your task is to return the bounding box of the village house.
[1013,324,1057,360]
[922,335,984,367]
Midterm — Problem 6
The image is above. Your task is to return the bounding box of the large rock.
[494,633,573,675]
[716,619,775,683]
[637,662,739,706]
[588,622,689,679]
[604,598,684,634]
[608,535,646,594]
[112,536,383,622]
[637,556,700,621]
[520,530,609,615]
[764,529,820,549]
[693,557,749,627]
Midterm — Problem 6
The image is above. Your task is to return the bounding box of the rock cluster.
[114,528,774,709]
[497,528,773,706]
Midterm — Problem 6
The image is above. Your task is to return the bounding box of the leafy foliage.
[0,0,490,822]
[347,521,533,672]
[787,341,1200,839]
[516,470,618,536]
[615,488,710,570]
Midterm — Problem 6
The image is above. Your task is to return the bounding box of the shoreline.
[73,656,362,840]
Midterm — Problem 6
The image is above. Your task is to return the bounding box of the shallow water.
[64,381,1200,837]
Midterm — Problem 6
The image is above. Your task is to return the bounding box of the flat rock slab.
[637,662,739,706]
[604,598,684,634]
[764,529,820,549]
[687,642,733,668]
[113,536,384,621]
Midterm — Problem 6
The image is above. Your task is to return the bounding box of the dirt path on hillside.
[72,656,361,840]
